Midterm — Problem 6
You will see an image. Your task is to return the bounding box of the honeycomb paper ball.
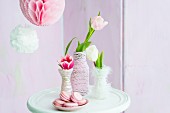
[10,25,39,53]
[19,0,65,26]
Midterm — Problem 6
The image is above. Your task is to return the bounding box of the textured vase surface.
[58,68,72,94]
[71,52,89,96]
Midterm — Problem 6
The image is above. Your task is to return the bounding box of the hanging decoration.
[10,25,39,53]
[19,0,65,26]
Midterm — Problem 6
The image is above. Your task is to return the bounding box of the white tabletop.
[27,88,130,113]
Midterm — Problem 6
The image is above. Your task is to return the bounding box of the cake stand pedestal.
[27,87,130,113]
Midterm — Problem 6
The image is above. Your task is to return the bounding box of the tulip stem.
[84,29,95,43]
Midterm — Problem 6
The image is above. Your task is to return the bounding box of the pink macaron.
[64,102,78,107]
[53,98,65,107]
[78,99,87,106]
[60,91,71,102]
[71,92,83,103]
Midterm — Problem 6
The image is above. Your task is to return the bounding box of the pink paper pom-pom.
[19,0,65,26]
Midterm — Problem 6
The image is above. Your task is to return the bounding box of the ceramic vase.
[92,66,111,99]
[58,68,73,94]
[71,52,89,96]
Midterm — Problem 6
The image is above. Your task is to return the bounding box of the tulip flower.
[76,12,108,52]
[86,45,99,62]
[91,16,108,30]
[59,54,74,70]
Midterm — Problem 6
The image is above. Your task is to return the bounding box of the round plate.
[52,100,88,111]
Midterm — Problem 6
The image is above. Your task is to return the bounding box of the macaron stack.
[53,91,88,108]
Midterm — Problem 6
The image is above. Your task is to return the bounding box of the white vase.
[58,68,73,94]
[71,52,89,96]
[92,66,111,100]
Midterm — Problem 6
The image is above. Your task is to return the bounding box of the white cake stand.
[27,88,130,113]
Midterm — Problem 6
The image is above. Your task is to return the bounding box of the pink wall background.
[0,0,63,113]
[3,0,168,113]
[2,0,169,113]
[124,0,170,113]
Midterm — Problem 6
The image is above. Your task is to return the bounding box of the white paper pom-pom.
[10,25,39,53]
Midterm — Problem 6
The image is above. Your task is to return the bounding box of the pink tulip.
[59,54,74,70]
[19,0,65,26]
[91,16,108,30]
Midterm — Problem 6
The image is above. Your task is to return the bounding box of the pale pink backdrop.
[124,0,170,113]
[0,0,63,113]
[2,0,169,113]
[0,0,123,112]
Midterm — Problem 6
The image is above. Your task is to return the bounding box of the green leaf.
[98,11,101,16]
[95,54,101,68]
[76,42,91,52]
[78,41,81,46]
[76,42,84,52]
[76,41,84,52]
[95,51,104,69]
[82,41,91,51]
[65,37,76,55]
[76,44,82,52]
[85,31,90,42]
[100,51,104,68]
